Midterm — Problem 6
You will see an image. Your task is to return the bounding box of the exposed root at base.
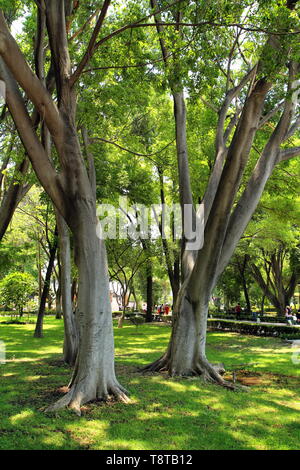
[44,384,130,416]
[140,354,169,373]
[141,356,238,390]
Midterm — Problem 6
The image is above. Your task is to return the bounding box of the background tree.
[0,271,36,318]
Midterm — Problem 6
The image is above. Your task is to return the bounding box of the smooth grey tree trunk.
[48,208,128,414]
[56,211,78,365]
[0,1,127,413]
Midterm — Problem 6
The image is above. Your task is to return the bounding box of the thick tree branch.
[34,0,47,82]
[0,157,30,240]
[70,0,112,86]
[0,11,64,141]
[258,100,285,129]
[81,127,96,200]
[92,136,174,162]
[201,67,257,226]
[216,66,257,153]
[0,59,65,215]
[217,63,299,278]
[285,115,300,139]
[279,146,300,161]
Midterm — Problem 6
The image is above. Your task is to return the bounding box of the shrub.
[209,312,287,323]
[0,272,37,318]
[207,319,300,339]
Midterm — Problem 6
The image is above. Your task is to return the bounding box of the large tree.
[143,0,300,383]
[0,0,129,413]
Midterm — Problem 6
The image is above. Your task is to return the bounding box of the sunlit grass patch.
[0,316,299,450]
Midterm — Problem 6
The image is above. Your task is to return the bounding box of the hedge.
[207,319,300,339]
[209,313,288,323]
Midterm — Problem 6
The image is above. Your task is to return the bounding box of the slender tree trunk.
[238,258,251,313]
[47,294,53,310]
[145,263,153,323]
[261,295,265,315]
[55,282,62,319]
[56,211,78,365]
[131,285,140,310]
[242,279,251,313]
[118,290,127,328]
[37,242,42,303]
[158,168,181,308]
[34,228,58,338]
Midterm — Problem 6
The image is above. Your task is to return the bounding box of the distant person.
[285,306,295,325]
[285,306,292,316]
[251,310,257,321]
[164,304,170,315]
[235,303,242,317]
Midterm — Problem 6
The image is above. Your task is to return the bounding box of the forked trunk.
[46,207,128,414]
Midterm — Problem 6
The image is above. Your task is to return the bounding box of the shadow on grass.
[0,318,299,450]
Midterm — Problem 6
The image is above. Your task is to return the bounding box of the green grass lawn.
[0,316,299,450]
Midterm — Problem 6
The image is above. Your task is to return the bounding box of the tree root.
[141,356,238,390]
[44,389,74,414]
[140,354,169,373]
[44,382,130,416]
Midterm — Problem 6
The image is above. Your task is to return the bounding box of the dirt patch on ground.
[224,369,300,387]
